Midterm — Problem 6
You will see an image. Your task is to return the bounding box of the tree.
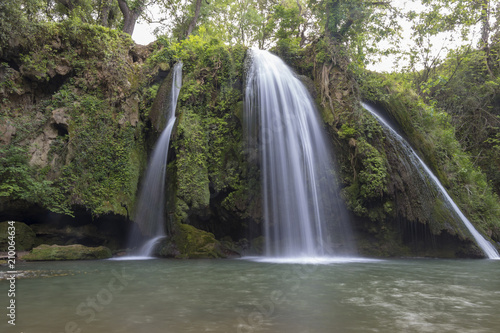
[0,0,38,56]
[403,0,500,79]
[98,0,121,27]
[118,0,147,35]
[185,0,204,38]
[307,0,400,70]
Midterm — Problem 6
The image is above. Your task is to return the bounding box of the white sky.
[132,20,161,45]
[132,0,479,72]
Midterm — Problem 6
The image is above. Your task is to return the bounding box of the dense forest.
[1,0,500,259]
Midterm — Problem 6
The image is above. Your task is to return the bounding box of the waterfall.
[129,62,183,258]
[245,49,354,258]
[362,102,500,259]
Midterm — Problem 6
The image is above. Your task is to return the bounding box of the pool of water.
[1,258,499,332]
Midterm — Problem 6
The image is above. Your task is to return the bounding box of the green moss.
[23,244,112,261]
[164,37,258,227]
[341,138,389,222]
[338,123,357,139]
[58,97,141,215]
[359,72,500,241]
[356,140,388,200]
[0,145,71,215]
[0,221,36,251]
[174,108,210,221]
[159,223,225,259]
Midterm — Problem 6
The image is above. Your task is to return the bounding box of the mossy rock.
[22,244,112,261]
[158,224,225,259]
[0,221,36,251]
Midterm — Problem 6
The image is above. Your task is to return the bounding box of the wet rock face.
[22,244,112,261]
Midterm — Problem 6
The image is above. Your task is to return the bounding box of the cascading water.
[245,49,354,258]
[128,62,183,258]
[362,102,500,259]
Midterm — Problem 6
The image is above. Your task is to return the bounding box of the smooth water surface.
[1,259,499,332]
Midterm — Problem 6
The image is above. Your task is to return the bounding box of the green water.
[1,258,499,332]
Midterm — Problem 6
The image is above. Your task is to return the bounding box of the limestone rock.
[119,95,140,127]
[0,122,16,145]
[55,62,72,76]
[130,44,153,64]
[51,108,70,130]
[28,124,58,167]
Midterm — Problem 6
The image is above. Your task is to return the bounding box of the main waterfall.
[362,102,500,259]
[245,49,354,258]
[128,62,183,258]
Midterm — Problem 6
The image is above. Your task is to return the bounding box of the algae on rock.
[158,223,225,259]
[22,244,112,261]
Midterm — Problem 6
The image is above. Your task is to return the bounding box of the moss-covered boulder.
[0,221,36,251]
[22,244,112,261]
[158,224,225,259]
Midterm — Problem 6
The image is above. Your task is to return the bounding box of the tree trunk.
[57,0,75,12]
[185,0,203,38]
[480,0,490,48]
[118,0,145,35]
[480,0,493,77]
[100,0,113,27]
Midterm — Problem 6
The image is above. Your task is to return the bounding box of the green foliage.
[0,20,147,218]
[174,108,210,217]
[0,145,71,215]
[356,139,388,200]
[408,43,500,196]
[338,123,357,139]
[360,71,500,237]
[270,3,304,52]
[308,0,401,71]
[341,136,389,222]
[59,95,140,215]
[166,36,255,225]
[400,0,492,74]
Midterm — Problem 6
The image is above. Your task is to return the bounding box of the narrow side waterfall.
[245,49,354,258]
[362,102,500,259]
[130,62,183,257]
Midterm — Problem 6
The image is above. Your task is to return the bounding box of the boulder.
[158,224,226,259]
[0,221,36,251]
[22,244,112,261]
